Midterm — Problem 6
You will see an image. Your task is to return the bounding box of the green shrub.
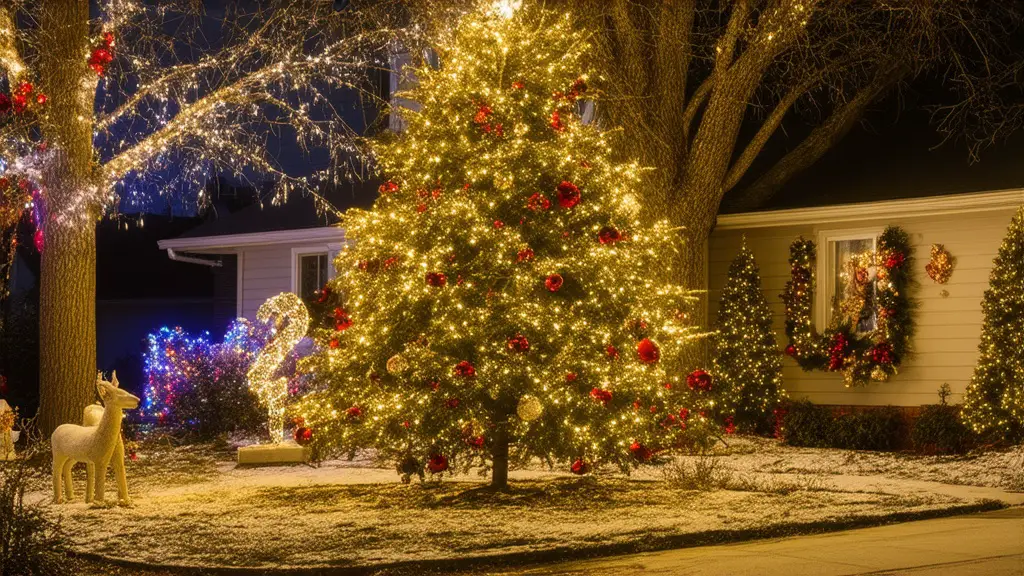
[781,400,906,451]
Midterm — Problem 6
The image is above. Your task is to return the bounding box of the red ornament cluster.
[0,82,46,116]
[516,248,535,263]
[472,102,503,136]
[828,332,850,371]
[378,180,400,195]
[425,272,447,287]
[346,406,363,419]
[453,360,476,378]
[88,32,116,76]
[589,387,612,405]
[507,334,530,353]
[527,192,551,211]
[871,342,894,365]
[333,307,353,331]
[884,251,906,269]
[629,441,653,463]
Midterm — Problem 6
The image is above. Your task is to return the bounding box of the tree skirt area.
[30,437,1022,572]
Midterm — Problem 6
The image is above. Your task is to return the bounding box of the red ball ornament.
[527,192,551,211]
[428,454,449,474]
[686,370,713,392]
[555,181,580,208]
[426,272,448,287]
[334,307,353,331]
[565,372,578,383]
[598,226,623,245]
[589,387,612,405]
[346,406,363,419]
[636,338,660,364]
[570,458,590,475]
[784,344,796,356]
[294,426,313,445]
[454,360,476,378]
[629,442,653,463]
[606,345,620,360]
[545,273,563,292]
[517,248,535,263]
[493,220,505,229]
[507,334,530,353]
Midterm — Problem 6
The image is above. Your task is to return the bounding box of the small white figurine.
[51,372,139,506]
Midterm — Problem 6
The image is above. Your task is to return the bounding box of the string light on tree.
[712,240,785,432]
[296,4,720,489]
[961,207,1024,440]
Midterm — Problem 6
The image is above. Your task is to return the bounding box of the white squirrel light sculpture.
[51,372,139,505]
[247,293,309,443]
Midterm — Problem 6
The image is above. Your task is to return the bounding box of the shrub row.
[779,400,974,454]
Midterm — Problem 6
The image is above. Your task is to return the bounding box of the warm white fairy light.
[247,293,309,443]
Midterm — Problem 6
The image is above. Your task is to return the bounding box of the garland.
[781,226,915,387]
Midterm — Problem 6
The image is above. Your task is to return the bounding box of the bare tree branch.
[730,61,908,211]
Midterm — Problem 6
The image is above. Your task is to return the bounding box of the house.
[709,188,1024,408]
[156,182,375,319]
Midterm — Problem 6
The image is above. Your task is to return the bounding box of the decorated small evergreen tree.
[962,207,1024,440]
[712,241,785,431]
[296,4,720,488]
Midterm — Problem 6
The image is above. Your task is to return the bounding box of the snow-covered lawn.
[32,437,1023,571]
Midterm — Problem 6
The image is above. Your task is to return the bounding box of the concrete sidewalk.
[503,507,1024,576]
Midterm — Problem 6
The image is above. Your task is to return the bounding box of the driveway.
[499,507,1024,576]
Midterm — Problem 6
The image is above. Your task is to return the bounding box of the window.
[296,253,328,305]
[817,231,879,333]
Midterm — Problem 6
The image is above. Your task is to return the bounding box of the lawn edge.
[73,499,1008,575]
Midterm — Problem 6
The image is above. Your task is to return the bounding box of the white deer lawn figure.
[51,372,139,506]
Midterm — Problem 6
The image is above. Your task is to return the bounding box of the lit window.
[818,231,879,333]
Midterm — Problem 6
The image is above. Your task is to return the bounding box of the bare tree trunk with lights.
[1,1,398,433]
[548,0,1018,334]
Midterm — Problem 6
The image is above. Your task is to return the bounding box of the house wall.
[708,207,1020,407]
[236,239,341,319]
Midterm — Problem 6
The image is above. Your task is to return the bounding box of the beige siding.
[708,208,1019,407]
[238,245,294,319]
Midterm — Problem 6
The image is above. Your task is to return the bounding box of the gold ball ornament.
[386,354,409,375]
[517,394,543,421]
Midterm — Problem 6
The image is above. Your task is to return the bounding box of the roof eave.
[715,188,1024,231]
[158,226,346,252]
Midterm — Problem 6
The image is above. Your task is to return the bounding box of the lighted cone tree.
[712,242,785,432]
[961,207,1024,440]
[0,1,394,433]
[298,5,721,489]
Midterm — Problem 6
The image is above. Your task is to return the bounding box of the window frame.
[815,228,881,330]
[290,244,341,302]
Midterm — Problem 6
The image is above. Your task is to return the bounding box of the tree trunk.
[38,222,97,434]
[36,0,97,435]
[490,422,509,490]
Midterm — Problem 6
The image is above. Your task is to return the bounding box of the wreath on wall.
[780,226,916,387]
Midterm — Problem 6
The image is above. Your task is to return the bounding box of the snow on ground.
[28,436,1023,570]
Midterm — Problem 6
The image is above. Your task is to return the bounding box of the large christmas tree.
[962,207,1024,440]
[712,242,785,431]
[297,4,718,488]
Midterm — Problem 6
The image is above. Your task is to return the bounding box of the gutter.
[166,248,223,268]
